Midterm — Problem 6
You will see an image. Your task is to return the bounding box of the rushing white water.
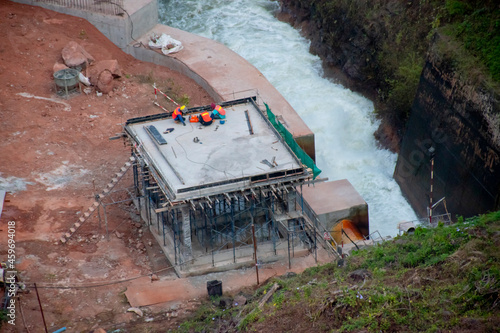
[158,0,418,237]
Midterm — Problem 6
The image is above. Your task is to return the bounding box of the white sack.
[148,33,183,55]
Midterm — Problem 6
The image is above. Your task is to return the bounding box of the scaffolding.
[124,97,337,276]
[132,155,319,275]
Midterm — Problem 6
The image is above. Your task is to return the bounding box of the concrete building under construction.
[20,0,371,277]
[124,97,346,277]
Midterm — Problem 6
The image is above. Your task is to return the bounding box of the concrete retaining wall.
[12,0,158,49]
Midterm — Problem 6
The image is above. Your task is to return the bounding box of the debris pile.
[53,41,122,95]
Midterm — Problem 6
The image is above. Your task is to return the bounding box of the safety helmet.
[180,105,186,111]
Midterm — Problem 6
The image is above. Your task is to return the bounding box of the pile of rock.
[53,41,122,94]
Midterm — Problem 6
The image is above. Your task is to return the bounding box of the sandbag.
[149,33,183,55]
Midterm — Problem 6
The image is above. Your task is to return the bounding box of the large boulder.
[96,70,114,94]
[52,62,68,73]
[61,41,95,68]
[88,59,122,86]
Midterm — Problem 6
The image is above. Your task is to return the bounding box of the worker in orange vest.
[199,110,213,126]
[210,103,226,119]
[172,105,186,126]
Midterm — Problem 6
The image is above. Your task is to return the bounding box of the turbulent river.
[158,0,418,237]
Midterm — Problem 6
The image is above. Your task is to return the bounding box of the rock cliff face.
[277,0,440,152]
[277,1,500,218]
[394,34,500,218]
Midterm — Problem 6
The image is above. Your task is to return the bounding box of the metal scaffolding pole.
[172,210,178,265]
[231,198,236,263]
[162,211,166,246]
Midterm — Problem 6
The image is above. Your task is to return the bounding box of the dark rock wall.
[394,35,500,218]
[278,1,500,218]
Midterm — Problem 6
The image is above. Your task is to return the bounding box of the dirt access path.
[0,1,214,331]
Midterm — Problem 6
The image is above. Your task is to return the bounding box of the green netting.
[265,103,321,179]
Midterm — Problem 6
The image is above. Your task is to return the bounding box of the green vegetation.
[170,210,500,332]
[283,0,500,131]
[135,70,191,106]
[0,310,7,329]
[445,0,500,81]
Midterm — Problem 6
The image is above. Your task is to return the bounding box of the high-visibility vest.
[172,107,182,120]
[214,105,226,116]
[201,111,212,122]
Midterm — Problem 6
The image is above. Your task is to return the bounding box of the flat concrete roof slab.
[126,99,305,200]
[300,179,367,216]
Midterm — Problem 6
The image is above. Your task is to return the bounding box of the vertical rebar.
[172,210,178,265]
[231,198,236,263]
[287,233,291,269]
[162,212,166,246]
[34,283,48,333]
[252,223,259,285]
[314,215,318,263]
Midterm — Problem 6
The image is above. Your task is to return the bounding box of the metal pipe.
[34,283,48,333]
[52,328,67,333]
[429,147,435,224]
[252,224,259,285]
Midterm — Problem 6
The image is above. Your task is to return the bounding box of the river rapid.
[158,0,418,237]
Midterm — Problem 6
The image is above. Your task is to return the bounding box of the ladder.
[60,156,136,244]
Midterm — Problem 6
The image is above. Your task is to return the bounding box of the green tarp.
[265,103,321,179]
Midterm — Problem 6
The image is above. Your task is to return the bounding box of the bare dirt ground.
[0,1,213,331]
[0,2,329,332]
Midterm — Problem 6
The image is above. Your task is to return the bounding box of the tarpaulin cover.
[149,33,183,55]
[265,103,321,179]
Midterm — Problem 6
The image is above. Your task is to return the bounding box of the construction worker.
[199,110,213,126]
[210,103,226,119]
[172,105,186,126]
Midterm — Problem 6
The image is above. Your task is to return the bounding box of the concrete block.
[300,179,369,237]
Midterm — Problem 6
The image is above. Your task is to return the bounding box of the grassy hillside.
[172,210,500,332]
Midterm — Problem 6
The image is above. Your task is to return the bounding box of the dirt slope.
[0,1,212,331]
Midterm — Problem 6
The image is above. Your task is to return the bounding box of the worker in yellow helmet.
[172,105,186,126]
